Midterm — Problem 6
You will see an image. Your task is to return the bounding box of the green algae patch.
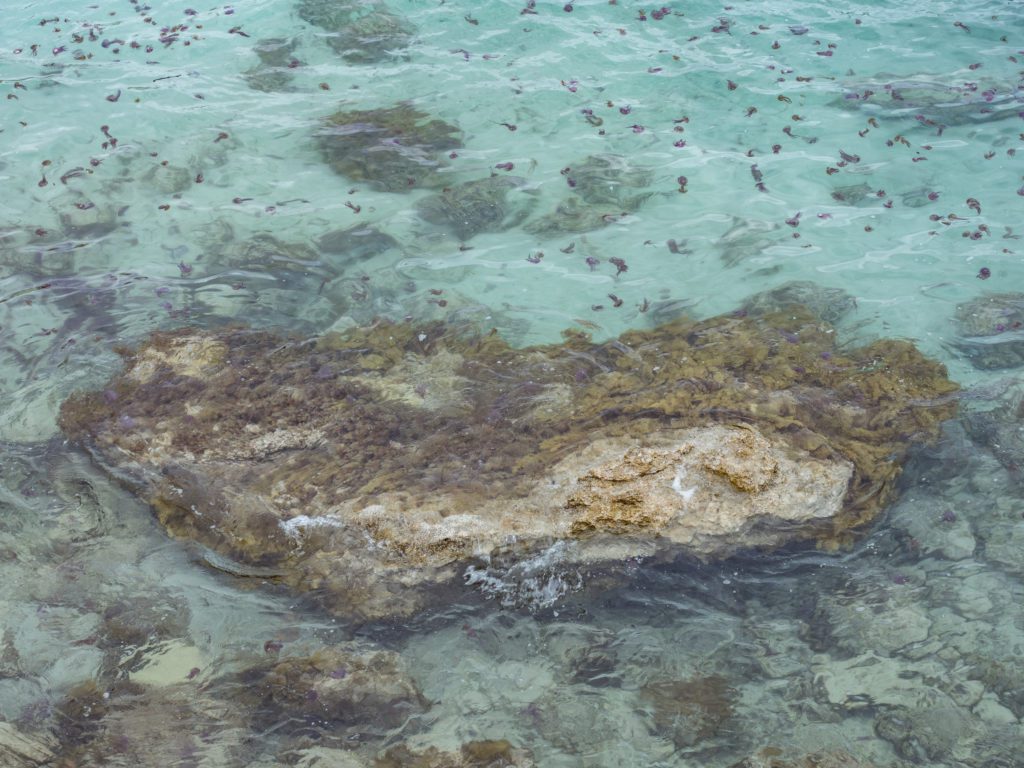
[60,308,957,620]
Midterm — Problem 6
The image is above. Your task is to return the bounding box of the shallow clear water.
[2,0,1024,765]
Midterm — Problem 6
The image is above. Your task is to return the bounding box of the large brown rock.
[60,307,957,619]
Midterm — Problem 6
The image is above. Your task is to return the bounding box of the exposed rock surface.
[60,307,957,619]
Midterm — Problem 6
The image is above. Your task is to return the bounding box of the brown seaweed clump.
[315,103,462,192]
[59,306,957,620]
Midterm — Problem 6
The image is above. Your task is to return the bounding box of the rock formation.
[60,306,957,619]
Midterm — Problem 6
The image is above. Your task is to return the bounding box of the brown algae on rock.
[60,306,957,620]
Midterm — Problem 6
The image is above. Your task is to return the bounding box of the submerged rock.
[729,749,878,768]
[416,175,537,241]
[51,678,251,767]
[834,75,1024,126]
[316,103,462,191]
[641,675,737,748]
[525,154,651,236]
[0,722,57,768]
[237,646,427,732]
[715,218,783,268]
[244,38,299,92]
[209,232,323,274]
[298,0,415,63]
[829,183,877,206]
[59,306,957,619]
[874,700,978,763]
[375,740,534,767]
[329,10,415,63]
[49,645,427,764]
[962,381,1024,482]
[296,0,357,29]
[141,162,193,195]
[952,292,1024,370]
[566,154,653,208]
[524,196,633,236]
[317,224,400,262]
[742,281,857,326]
[54,192,121,241]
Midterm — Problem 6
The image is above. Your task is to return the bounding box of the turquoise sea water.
[2,0,1024,765]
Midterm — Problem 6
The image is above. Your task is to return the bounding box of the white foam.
[671,466,697,502]
[279,514,344,540]
[464,540,583,609]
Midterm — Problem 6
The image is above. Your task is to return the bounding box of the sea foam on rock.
[59,305,957,620]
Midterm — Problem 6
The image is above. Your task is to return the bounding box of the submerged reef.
[60,305,957,620]
[315,103,462,191]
